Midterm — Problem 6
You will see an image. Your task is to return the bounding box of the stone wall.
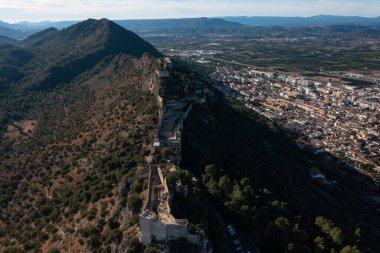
[157,95,164,124]
[140,211,155,244]
[166,223,189,240]
[140,210,190,245]
[157,167,169,193]
[143,168,153,211]
[151,220,168,242]
[139,64,212,252]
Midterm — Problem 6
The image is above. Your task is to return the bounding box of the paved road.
[214,210,261,253]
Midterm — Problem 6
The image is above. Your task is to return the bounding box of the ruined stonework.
[139,166,211,252]
[139,58,211,253]
[140,210,188,244]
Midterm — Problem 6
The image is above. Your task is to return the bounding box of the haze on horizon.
[0,0,380,23]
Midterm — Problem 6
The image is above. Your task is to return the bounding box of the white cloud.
[0,0,379,22]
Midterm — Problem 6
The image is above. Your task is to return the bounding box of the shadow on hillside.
[180,88,380,253]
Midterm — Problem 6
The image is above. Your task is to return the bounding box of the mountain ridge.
[13,18,161,90]
[223,15,380,27]
[2,15,380,30]
[0,35,16,45]
[21,18,160,57]
[3,16,380,39]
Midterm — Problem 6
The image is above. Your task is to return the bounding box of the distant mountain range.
[0,20,80,40]
[223,15,380,27]
[1,15,380,40]
[0,20,78,30]
[115,17,247,33]
[0,25,33,40]
[0,18,247,39]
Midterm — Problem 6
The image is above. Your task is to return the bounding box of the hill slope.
[0,19,162,253]
[0,35,16,45]
[181,90,380,253]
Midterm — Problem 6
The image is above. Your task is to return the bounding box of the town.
[210,66,380,174]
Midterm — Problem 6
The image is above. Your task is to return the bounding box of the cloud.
[0,0,379,22]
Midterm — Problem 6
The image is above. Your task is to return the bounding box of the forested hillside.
[0,19,162,253]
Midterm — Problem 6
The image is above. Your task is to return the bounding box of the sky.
[0,0,379,23]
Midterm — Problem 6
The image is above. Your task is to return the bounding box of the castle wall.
[166,223,189,240]
[157,167,169,194]
[143,168,153,210]
[151,220,168,242]
[140,64,212,251]
[157,167,165,186]
[188,234,202,245]
[140,213,154,244]
[157,95,164,124]
[140,212,191,245]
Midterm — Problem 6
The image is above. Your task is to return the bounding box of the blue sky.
[0,0,379,23]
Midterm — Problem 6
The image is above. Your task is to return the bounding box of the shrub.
[144,247,161,253]
[127,193,142,214]
[47,248,60,253]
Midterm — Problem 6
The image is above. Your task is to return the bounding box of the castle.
[139,166,209,250]
[138,57,211,252]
